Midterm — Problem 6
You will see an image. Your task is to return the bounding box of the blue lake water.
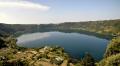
[17,31,109,60]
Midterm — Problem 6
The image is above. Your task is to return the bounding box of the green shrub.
[105,37,120,57]
[97,53,120,66]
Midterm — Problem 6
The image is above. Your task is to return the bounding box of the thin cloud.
[0,1,50,11]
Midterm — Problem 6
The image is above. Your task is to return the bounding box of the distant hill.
[58,19,120,36]
[0,19,120,37]
[0,23,15,34]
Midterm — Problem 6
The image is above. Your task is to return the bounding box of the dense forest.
[0,19,120,66]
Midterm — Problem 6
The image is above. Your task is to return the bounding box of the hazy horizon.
[0,18,120,25]
[0,0,120,24]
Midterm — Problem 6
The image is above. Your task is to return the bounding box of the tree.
[0,37,6,49]
[81,52,95,66]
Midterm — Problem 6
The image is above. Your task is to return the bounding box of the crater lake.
[17,31,109,60]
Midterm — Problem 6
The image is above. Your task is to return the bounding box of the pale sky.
[0,0,120,24]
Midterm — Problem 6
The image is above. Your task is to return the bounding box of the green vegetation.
[97,53,120,66]
[0,37,6,48]
[96,37,120,66]
[0,36,69,66]
[80,53,95,66]
[0,19,120,66]
[59,19,120,36]
[104,37,120,57]
[74,53,95,66]
[0,19,120,37]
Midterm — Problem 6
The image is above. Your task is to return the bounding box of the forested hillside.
[58,19,120,36]
[0,23,15,34]
[0,19,120,37]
